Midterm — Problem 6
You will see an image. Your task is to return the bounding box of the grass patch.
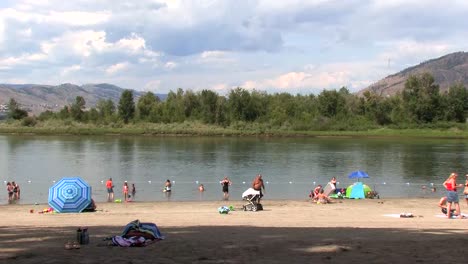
[0,120,467,138]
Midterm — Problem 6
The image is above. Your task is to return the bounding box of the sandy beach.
[1,198,467,263]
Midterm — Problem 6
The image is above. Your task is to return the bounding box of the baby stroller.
[242,188,263,211]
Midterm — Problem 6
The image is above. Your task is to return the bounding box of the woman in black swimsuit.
[220,176,232,200]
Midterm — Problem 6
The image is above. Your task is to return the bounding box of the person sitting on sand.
[329,177,337,190]
[438,196,458,217]
[314,189,332,204]
[309,185,322,200]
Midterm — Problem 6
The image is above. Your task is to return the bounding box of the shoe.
[72,241,81,249]
[64,241,73,250]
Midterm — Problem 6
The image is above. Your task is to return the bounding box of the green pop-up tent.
[346,182,372,199]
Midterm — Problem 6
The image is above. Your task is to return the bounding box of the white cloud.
[200,50,226,59]
[40,30,110,58]
[1,0,468,94]
[210,83,230,93]
[116,33,146,53]
[164,61,177,69]
[239,60,387,94]
[0,22,4,49]
[144,80,162,92]
[377,39,452,64]
[47,11,110,26]
[18,28,32,37]
[61,65,81,76]
[0,52,47,69]
[106,62,129,75]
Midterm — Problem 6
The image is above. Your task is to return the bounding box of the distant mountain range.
[2,52,468,114]
[0,83,166,114]
[359,51,468,96]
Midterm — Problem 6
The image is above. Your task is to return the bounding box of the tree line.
[6,73,468,130]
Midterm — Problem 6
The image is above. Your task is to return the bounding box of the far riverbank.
[1,121,467,138]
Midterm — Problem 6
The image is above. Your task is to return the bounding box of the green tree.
[199,90,219,124]
[58,106,70,119]
[227,87,265,122]
[96,99,116,120]
[137,92,159,120]
[361,91,392,125]
[317,90,346,118]
[443,84,467,122]
[162,89,185,122]
[70,96,86,121]
[7,98,28,120]
[118,90,135,123]
[86,108,99,123]
[402,73,441,123]
[182,90,200,119]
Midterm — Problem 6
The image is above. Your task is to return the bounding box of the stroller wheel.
[243,206,247,211]
[252,205,258,212]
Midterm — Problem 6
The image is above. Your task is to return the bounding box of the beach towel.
[383,213,415,218]
[111,236,149,247]
[435,214,467,219]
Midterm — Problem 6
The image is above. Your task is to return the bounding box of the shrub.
[21,116,37,127]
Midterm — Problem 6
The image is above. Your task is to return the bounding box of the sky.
[0,0,467,95]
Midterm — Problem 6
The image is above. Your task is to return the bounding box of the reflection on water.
[0,135,467,204]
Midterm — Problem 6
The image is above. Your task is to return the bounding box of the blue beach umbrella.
[48,177,92,213]
[348,170,369,181]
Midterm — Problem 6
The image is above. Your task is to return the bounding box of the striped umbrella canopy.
[48,177,92,213]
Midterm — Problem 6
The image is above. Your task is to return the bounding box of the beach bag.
[218,206,230,214]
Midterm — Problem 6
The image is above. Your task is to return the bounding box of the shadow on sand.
[0,225,466,263]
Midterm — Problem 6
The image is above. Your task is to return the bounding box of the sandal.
[72,241,81,249]
[64,241,73,250]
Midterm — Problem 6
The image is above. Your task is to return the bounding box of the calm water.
[1,135,467,205]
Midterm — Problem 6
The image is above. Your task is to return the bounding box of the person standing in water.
[198,184,205,192]
[220,176,232,200]
[123,181,129,202]
[164,179,172,192]
[252,174,265,202]
[106,178,114,202]
[12,181,20,200]
[131,183,136,200]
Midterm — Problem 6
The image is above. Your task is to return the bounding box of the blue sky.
[0,0,467,95]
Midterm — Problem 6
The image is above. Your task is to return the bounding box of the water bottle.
[81,227,89,244]
[76,228,82,244]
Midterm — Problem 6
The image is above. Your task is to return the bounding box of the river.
[1,135,467,204]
